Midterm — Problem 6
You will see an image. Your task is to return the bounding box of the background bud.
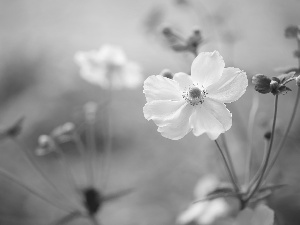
[264,131,272,140]
[285,25,299,38]
[160,69,173,79]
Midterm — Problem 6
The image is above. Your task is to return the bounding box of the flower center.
[183,86,207,106]
[83,187,102,215]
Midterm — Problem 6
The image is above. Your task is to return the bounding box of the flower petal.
[191,99,232,140]
[206,67,248,103]
[157,104,194,140]
[199,199,229,224]
[143,75,182,102]
[251,205,274,225]
[194,175,220,198]
[191,51,225,88]
[177,202,208,224]
[143,100,186,125]
[173,72,194,91]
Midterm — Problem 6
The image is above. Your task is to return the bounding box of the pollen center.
[189,87,202,99]
[183,86,207,106]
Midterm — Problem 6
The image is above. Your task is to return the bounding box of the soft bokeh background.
[0,0,300,224]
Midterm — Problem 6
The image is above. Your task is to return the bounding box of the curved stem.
[86,104,98,188]
[86,122,95,187]
[297,38,300,69]
[11,138,78,209]
[73,132,92,187]
[263,87,300,179]
[214,140,239,193]
[0,167,71,212]
[100,89,113,191]
[247,139,269,193]
[220,134,238,186]
[55,146,79,191]
[246,95,279,202]
[244,93,259,185]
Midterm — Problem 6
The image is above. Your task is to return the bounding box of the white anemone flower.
[75,45,143,89]
[143,51,248,140]
[177,175,240,225]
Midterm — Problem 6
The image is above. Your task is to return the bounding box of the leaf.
[193,187,239,203]
[250,184,287,203]
[277,71,296,83]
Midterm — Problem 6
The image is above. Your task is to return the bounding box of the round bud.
[264,131,271,140]
[160,69,173,79]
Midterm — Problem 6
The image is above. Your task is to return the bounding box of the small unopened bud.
[186,28,203,54]
[36,135,56,156]
[264,131,272,140]
[252,74,271,94]
[296,76,300,86]
[51,122,75,143]
[162,26,173,36]
[285,25,299,39]
[294,50,300,58]
[270,80,279,94]
[160,69,173,79]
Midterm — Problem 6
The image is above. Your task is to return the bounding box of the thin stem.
[247,139,269,193]
[100,90,113,191]
[0,167,71,212]
[85,122,95,187]
[55,146,79,192]
[264,87,300,179]
[244,93,259,185]
[86,104,98,188]
[297,38,300,69]
[220,134,238,187]
[10,138,78,209]
[214,140,239,193]
[246,95,279,202]
[73,132,92,187]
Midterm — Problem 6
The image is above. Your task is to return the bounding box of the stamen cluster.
[182,86,207,106]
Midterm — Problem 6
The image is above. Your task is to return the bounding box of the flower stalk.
[214,140,240,193]
[246,95,279,202]
[244,93,259,186]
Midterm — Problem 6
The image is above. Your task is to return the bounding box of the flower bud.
[264,131,271,140]
[162,26,173,37]
[186,28,203,54]
[51,122,75,143]
[285,25,299,39]
[294,50,300,58]
[252,74,271,94]
[270,80,279,94]
[160,69,173,79]
[35,135,56,156]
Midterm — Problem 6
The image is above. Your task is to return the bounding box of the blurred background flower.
[0,0,300,224]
